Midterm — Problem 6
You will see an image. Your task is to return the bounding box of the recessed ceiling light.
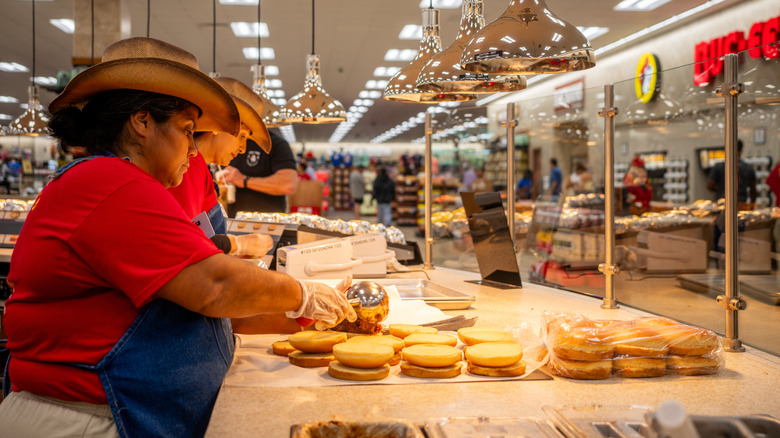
[365,80,389,89]
[271,98,287,106]
[230,22,269,38]
[50,19,74,34]
[417,0,461,8]
[614,0,672,11]
[384,49,417,61]
[359,90,382,99]
[0,62,28,73]
[373,66,401,77]
[242,47,275,60]
[0,114,11,121]
[265,79,283,88]
[398,24,422,40]
[34,76,57,86]
[577,26,609,40]
[263,65,280,76]
[0,96,19,103]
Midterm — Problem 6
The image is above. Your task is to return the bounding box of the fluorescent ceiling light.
[398,24,422,40]
[614,0,672,11]
[384,49,417,61]
[242,47,275,60]
[365,80,389,89]
[262,65,279,76]
[0,62,28,73]
[0,114,11,121]
[230,22,269,38]
[0,96,19,103]
[373,66,401,77]
[265,78,283,88]
[418,0,461,9]
[219,0,257,5]
[359,90,382,99]
[271,98,287,106]
[267,89,285,98]
[50,19,74,34]
[34,76,57,86]
[577,26,609,40]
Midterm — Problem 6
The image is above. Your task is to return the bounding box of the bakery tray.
[290,420,424,438]
[426,416,564,438]
[372,279,476,310]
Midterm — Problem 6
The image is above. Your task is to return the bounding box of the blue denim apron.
[4,155,235,437]
[209,181,227,235]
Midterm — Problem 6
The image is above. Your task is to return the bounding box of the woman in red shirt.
[0,37,355,438]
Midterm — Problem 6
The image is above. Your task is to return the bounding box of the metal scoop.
[346,281,390,325]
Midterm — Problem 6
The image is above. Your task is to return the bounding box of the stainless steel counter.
[204,267,780,437]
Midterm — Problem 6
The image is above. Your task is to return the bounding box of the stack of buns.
[397,327,462,378]
[543,312,723,380]
[328,342,395,381]
[345,335,405,365]
[458,328,526,377]
[286,331,347,367]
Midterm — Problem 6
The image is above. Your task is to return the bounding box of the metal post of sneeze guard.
[462,191,522,289]
[598,84,619,309]
[505,102,517,252]
[424,111,434,270]
[715,53,746,352]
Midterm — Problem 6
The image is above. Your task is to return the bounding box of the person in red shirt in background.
[623,156,653,214]
[168,77,273,260]
[0,37,355,438]
[767,161,780,253]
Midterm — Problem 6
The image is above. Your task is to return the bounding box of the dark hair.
[737,139,744,152]
[49,89,197,156]
[550,158,558,166]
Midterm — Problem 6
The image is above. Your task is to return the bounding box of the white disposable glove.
[285,275,357,330]
[231,233,273,258]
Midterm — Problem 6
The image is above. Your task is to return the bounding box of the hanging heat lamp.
[250,0,287,127]
[7,0,50,136]
[384,3,474,103]
[460,0,595,75]
[281,0,346,124]
[417,0,526,94]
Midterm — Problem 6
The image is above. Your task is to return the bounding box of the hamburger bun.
[608,327,669,358]
[389,324,437,339]
[271,340,297,357]
[666,355,720,375]
[667,327,719,356]
[612,356,667,378]
[457,327,514,346]
[288,331,347,353]
[403,333,458,347]
[467,360,527,377]
[388,351,402,366]
[347,335,405,353]
[400,361,462,379]
[327,361,390,381]
[288,351,336,368]
[552,325,615,361]
[548,355,612,380]
[402,344,462,368]
[332,342,394,369]
[464,342,523,368]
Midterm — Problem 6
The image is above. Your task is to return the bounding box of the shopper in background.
[707,140,757,210]
[350,165,366,219]
[565,162,594,195]
[0,37,355,438]
[548,158,563,200]
[168,76,273,258]
[767,161,780,207]
[462,164,477,191]
[470,167,493,193]
[624,156,653,213]
[221,131,297,216]
[372,166,396,226]
[517,169,533,200]
[297,161,312,180]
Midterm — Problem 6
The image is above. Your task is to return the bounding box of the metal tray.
[290,420,424,438]
[371,279,476,310]
[425,416,564,438]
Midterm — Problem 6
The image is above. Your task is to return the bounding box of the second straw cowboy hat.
[49,37,240,136]
[214,77,272,153]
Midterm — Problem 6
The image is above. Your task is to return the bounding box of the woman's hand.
[286,276,357,330]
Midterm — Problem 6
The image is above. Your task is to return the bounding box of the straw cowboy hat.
[214,77,272,153]
[49,37,240,136]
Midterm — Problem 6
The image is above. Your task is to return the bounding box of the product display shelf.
[744,155,773,207]
[662,159,690,205]
[483,148,529,190]
[394,175,419,226]
[330,167,352,211]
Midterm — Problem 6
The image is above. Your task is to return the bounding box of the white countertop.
[204,267,780,437]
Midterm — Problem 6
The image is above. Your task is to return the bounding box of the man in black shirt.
[707,140,756,207]
[222,131,298,216]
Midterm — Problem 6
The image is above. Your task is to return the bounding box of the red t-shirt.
[167,153,218,219]
[5,157,221,404]
[767,163,780,207]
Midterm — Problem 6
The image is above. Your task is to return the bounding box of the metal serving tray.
[370,279,476,310]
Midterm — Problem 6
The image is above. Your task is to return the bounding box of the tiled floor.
[325,208,780,356]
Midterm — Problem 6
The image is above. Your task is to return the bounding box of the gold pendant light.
[250,0,287,127]
[417,0,526,94]
[460,0,596,75]
[384,6,475,103]
[7,0,50,136]
[281,0,346,124]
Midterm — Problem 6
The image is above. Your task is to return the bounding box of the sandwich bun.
[457,327,514,346]
[288,331,347,353]
[332,342,394,369]
[271,340,297,357]
[548,355,612,380]
[347,335,405,353]
[666,355,720,375]
[327,361,390,381]
[402,344,462,368]
[400,361,462,379]
[612,356,667,378]
[288,351,336,368]
[389,324,437,339]
[403,333,458,347]
[467,360,527,377]
[464,342,523,368]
